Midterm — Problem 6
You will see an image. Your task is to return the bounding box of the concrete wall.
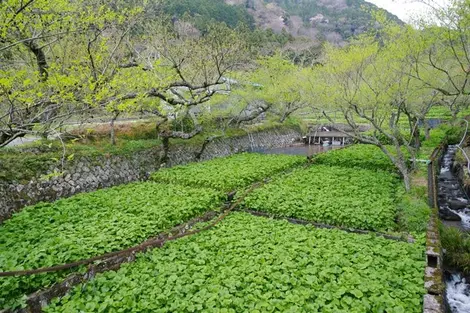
[0,127,301,222]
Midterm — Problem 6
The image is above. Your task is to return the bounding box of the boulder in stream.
[449,200,469,210]
[439,207,462,221]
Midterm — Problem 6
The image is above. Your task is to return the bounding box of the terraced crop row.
[0,183,224,309]
[313,144,400,172]
[243,165,401,231]
[1,147,428,312]
[0,153,305,310]
[151,153,306,192]
[45,213,426,313]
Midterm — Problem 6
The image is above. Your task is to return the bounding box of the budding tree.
[319,29,437,191]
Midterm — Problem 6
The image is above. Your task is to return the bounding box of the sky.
[366,0,450,23]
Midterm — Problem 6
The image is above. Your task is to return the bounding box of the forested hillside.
[160,0,402,45]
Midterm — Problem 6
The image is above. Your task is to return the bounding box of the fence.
[428,144,446,209]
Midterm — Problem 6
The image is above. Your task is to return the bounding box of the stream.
[438,145,470,312]
[438,145,470,230]
[447,273,470,313]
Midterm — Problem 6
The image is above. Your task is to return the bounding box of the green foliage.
[422,123,465,148]
[151,153,306,192]
[1,0,146,146]
[233,54,312,122]
[0,182,224,310]
[427,106,470,120]
[313,145,397,172]
[244,165,401,231]
[45,213,426,313]
[440,224,470,275]
[396,187,431,234]
[161,0,254,30]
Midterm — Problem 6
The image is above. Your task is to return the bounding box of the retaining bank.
[0,126,301,222]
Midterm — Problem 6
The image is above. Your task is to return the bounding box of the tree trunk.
[194,137,215,161]
[451,110,458,122]
[413,125,421,150]
[110,112,119,145]
[24,40,49,81]
[279,111,291,123]
[378,144,412,192]
[110,119,116,145]
[425,120,431,140]
[401,167,411,192]
[160,136,170,164]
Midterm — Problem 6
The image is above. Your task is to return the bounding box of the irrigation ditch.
[429,143,470,313]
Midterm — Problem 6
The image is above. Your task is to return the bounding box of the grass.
[396,186,431,234]
[440,224,470,275]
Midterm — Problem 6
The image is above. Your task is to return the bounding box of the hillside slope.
[225,0,401,44]
[159,0,402,64]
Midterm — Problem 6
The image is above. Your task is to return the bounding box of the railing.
[428,144,447,209]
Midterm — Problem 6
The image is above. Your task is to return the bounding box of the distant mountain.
[156,0,402,65]
[226,0,402,44]
[159,0,402,45]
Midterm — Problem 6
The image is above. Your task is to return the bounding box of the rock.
[439,172,454,181]
[423,294,443,313]
[441,183,460,191]
[439,207,462,221]
[449,200,468,210]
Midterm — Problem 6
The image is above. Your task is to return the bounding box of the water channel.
[438,145,470,313]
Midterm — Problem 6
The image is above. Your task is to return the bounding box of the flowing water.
[438,145,470,312]
[438,145,470,231]
[446,274,470,313]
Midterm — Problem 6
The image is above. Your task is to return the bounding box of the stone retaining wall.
[0,127,301,222]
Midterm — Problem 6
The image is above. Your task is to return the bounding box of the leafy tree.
[100,21,250,159]
[159,0,255,31]
[234,55,311,123]
[319,29,437,192]
[0,0,144,147]
[1,1,250,153]
[406,0,470,118]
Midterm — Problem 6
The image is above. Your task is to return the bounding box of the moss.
[425,266,444,295]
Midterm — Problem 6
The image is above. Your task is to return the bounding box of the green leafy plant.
[243,164,401,231]
[422,123,464,147]
[45,213,426,313]
[395,187,431,234]
[0,182,224,310]
[151,153,306,192]
[440,224,470,275]
[312,145,399,172]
